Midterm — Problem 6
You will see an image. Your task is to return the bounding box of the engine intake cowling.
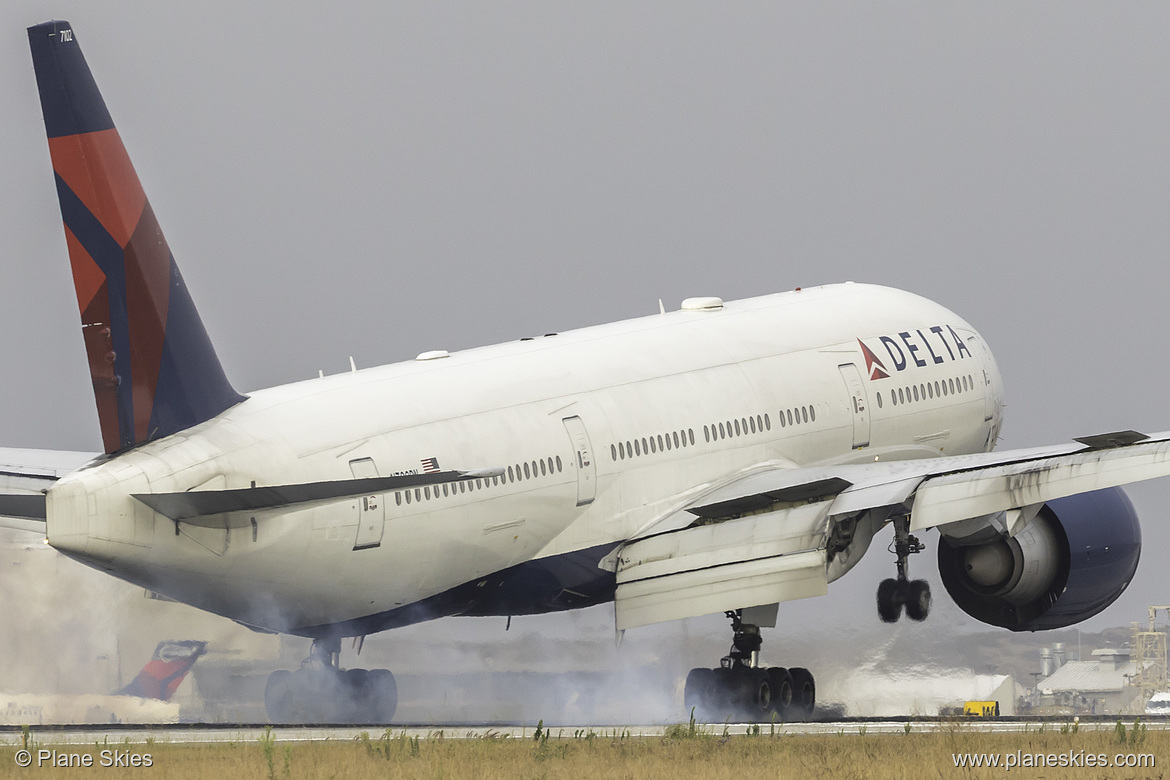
[937,487,1140,631]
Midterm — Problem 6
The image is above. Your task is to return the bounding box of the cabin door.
[562,416,596,506]
[838,363,870,449]
[350,457,385,550]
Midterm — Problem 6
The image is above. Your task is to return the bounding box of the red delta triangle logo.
[858,339,890,380]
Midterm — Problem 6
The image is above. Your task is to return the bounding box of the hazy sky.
[2,2,1169,658]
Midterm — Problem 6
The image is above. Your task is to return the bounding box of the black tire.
[264,669,292,723]
[788,667,816,719]
[877,578,904,622]
[684,668,716,721]
[766,667,794,720]
[345,668,373,723]
[368,669,398,723]
[904,579,932,622]
[710,667,736,721]
[739,668,773,720]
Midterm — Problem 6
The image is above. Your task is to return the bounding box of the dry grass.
[2,720,1168,779]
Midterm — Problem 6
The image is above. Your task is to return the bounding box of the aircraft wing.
[612,429,1170,630]
[0,448,96,533]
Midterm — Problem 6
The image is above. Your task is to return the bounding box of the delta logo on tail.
[859,325,973,380]
[117,640,207,701]
[28,21,242,455]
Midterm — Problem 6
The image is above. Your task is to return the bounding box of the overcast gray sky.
[2,2,1169,658]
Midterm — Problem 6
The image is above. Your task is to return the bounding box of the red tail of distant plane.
[27,21,243,455]
[116,640,207,701]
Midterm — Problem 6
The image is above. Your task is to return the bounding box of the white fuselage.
[44,283,1003,637]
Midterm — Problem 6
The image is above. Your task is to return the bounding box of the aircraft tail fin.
[27,21,243,455]
[116,640,207,701]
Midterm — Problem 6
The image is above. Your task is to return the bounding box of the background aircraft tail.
[116,640,207,701]
[27,21,243,455]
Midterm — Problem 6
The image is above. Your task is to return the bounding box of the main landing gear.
[264,638,397,724]
[877,516,932,623]
[683,610,816,722]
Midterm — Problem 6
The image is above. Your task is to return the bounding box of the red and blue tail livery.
[116,640,208,701]
[28,21,242,454]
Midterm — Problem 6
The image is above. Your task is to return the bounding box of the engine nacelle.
[937,487,1141,631]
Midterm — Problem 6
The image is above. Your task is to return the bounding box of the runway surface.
[4,716,1170,745]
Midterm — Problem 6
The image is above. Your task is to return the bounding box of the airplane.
[2,19,1167,724]
[1,640,206,725]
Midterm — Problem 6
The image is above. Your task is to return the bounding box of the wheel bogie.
[264,667,397,724]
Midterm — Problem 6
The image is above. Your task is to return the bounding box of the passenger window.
[673,431,680,449]
[934,381,941,397]
[688,429,695,445]
[443,483,449,497]
[734,419,741,437]
[949,378,955,394]
[415,488,421,502]
[618,443,625,460]
[508,465,514,482]
[718,422,726,439]
[405,490,411,505]
[626,441,633,457]
[556,456,562,472]
[642,437,649,454]
[877,393,883,408]
[665,434,672,451]
[459,481,466,493]
[540,459,547,476]
[611,444,617,461]
[704,425,710,443]
[802,407,808,424]
[764,414,771,431]
[634,439,641,456]
[547,457,554,474]
[657,434,664,451]
[524,462,531,479]
[912,386,919,402]
[810,406,815,422]
[395,492,402,506]
[531,461,538,477]
[650,437,657,453]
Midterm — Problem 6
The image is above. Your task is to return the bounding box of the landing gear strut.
[877,515,932,623]
[683,610,816,722]
[264,637,397,724]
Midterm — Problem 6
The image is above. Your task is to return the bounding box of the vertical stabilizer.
[28,21,243,454]
[116,640,207,701]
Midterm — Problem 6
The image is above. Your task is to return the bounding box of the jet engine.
[936,487,1140,631]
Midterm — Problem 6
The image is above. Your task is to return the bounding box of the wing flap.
[614,502,830,630]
